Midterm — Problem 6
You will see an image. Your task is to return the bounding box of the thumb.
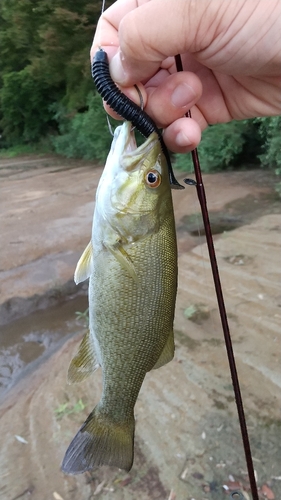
[109,0,235,85]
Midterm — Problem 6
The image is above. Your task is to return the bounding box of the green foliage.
[0,0,114,146]
[52,93,119,162]
[257,116,281,169]
[173,120,256,173]
[173,117,281,196]
[0,66,54,143]
[0,140,51,158]
[257,116,281,196]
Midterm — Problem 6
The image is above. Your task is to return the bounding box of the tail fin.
[61,406,135,474]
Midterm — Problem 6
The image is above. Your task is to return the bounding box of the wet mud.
[0,295,88,399]
[0,157,280,500]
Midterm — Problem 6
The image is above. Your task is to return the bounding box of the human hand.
[91,0,281,153]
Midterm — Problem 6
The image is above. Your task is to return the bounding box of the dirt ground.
[0,155,280,500]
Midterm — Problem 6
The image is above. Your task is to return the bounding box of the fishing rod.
[174,54,259,500]
[92,2,259,499]
[92,50,259,498]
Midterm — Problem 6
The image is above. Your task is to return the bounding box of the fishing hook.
[184,178,197,186]
[106,115,114,136]
[134,84,144,111]
[91,48,184,190]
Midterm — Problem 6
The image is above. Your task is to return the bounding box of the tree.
[0,0,114,144]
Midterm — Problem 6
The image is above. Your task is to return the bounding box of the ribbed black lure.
[92,48,183,189]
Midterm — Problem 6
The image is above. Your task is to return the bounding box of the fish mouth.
[119,121,159,153]
[113,121,183,189]
[113,121,137,157]
[117,123,159,174]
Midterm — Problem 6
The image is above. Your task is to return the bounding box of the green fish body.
[62,122,177,474]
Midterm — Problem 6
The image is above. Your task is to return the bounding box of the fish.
[61,121,178,475]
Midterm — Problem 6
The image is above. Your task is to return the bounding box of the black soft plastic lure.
[92,48,183,189]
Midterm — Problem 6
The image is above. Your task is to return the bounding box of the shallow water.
[0,294,88,399]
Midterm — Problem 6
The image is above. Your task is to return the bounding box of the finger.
[163,116,203,153]
[91,0,150,61]
[144,71,202,128]
[109,0,223,85]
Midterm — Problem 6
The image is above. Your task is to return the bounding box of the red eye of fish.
[145,170,161,188]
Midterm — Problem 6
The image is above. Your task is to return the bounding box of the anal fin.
[152,330,175,370]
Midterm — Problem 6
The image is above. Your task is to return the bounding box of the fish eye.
[145,170,161,188]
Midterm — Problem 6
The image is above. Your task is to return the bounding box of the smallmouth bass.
[62,122,178,474]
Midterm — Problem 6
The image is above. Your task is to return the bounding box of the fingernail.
[171,83,196,108]
[110,52,127,84]
[175,131,192,147]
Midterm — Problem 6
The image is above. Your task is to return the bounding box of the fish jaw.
[95,121,136,216]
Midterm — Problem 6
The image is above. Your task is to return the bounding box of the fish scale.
[92,226,176,409]
[62,122,177,474]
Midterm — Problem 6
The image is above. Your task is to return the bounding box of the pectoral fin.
[68,330,99,384]
[74,241,93,284]
[107,243,138,283]
[152,330,175,370]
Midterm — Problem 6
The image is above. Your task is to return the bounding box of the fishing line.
[106,115,115,136]
[101,0,106,14]
[174,54,259,500]
[93,2,183,188]
[96,0,106,50]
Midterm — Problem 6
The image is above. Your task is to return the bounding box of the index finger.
[91,0,149,61]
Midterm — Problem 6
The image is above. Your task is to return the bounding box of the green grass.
[54,399,86,420]
[0,138,53,158]
[75,308,89,327]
